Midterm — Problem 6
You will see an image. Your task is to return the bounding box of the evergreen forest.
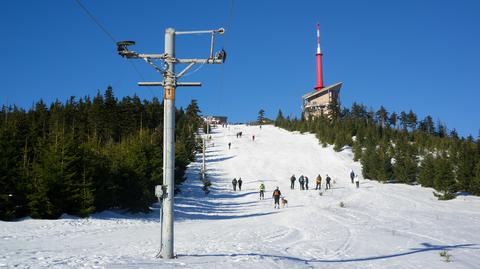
[0,87,203,220]
[275,101,480,199]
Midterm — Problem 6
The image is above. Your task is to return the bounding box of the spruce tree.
[418,154,435,187]
[433,155,456,199]
[258,109,266,124]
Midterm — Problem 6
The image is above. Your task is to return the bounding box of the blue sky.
[1,0,479,137]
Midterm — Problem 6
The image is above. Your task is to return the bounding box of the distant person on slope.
[228,142,231,150]
[326,175,332,190]
[238,178,243,191]
[315,174,322,190]
[305,176,309,190]
[350,169,355,184]
[272,187,282,209]
[252,135,255,141]
[259,183,265,200]
[290,175,296,189]
[232,178,238,191]
[355,175,360,188]
[299,175,305,190]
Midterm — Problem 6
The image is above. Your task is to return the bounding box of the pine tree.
[392,135,418,183]
[418,154,435,187]
[456,140,476,193]
[275,109,285,126]
[375,141,393,182]
[473,161,480,195]
[376,106,388,128]
[433,154,456,199]
[258,109,266,124]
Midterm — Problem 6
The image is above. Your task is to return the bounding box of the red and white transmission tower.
[314,23,324,90]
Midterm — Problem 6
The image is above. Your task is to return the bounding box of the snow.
[1,124,479,268]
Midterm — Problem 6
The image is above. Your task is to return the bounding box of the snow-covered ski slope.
[1,125,479,268]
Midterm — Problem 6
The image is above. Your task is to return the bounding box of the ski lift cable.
[178,62,206,78]
[74,0,157,98]
[216,0,235,117]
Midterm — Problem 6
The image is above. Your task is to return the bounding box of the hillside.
[1,125,479,268]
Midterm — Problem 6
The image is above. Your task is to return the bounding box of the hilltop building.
[302,24,342,120]
[203,116,228,125]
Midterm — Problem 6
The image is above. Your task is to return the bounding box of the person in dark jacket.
[272,187,282,209]
[350,170,355,184]
[232,178,237,191]
[238,178,243,191]
[299,175,305,190]
[290,175,296,189]
[305,176,309,190]
[325,175,331,190]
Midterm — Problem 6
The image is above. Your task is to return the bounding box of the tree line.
[275,102,480,199]
[0,86,203,220]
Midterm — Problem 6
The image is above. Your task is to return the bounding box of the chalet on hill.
[203,116,228,125]
[302,82,342,120]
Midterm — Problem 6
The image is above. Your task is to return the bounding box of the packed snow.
[1,124,479,268]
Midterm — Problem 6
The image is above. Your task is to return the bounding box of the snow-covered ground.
[1,125,479,268]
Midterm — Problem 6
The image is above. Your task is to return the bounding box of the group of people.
[290,174,332,190]
[350,170,360,188]
[231,177,243,191]
[289,175,310,190]
[258,183,282,209]
[251,169,361,210]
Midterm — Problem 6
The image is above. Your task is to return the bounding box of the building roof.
[302,82,343,100]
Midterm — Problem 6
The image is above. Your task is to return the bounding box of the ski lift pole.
[162,27,176,259]
[116,26,226,259]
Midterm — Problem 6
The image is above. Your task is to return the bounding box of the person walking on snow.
[350,169,355,184]
[305,176,309,190]
[232,178,237,191]
[272,187,282,209]
[299,175,305,190]
[290,175,296,189]
[238,178,243,191]
[228,142,231,150]
[252,135,255,141]
[355,175,360,188]
[325,175,332,190]
[259,183,265,200]
[315,174,322,190]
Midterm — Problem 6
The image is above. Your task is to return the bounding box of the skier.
[238,178,243,191]
[305,176,309,190]
[355,175,360,188]
[228,142,231,150]
[290,174,296,189]
[259,183,265,200]
[315,174,322,190]
[252,135,255,141]
[299,175,305,190]
[272,187,282,209]
[232,178,237,191]
[325,174,331,190]
[350,169,355,184]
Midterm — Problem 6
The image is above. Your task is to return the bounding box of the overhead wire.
[215,0,235,117]
[74,0,156,97]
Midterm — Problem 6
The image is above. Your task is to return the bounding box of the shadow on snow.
[179,242,478,263]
